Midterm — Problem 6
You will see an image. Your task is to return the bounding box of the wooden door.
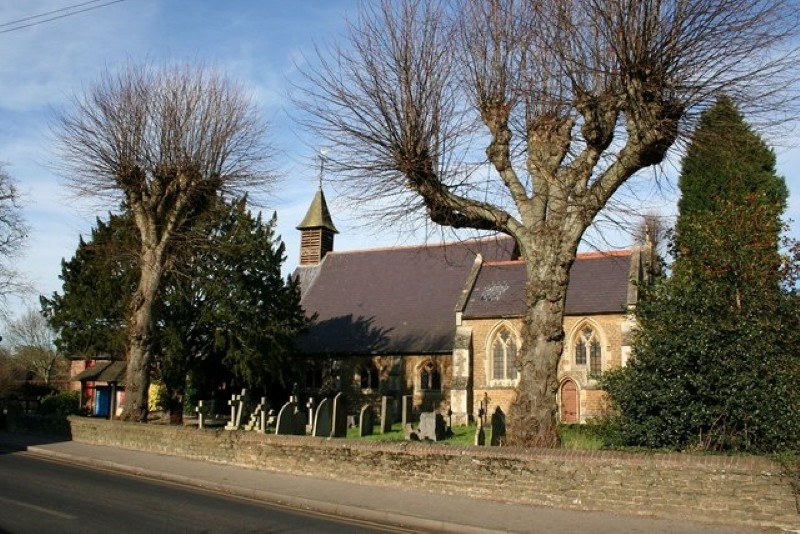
[560,380,578,423]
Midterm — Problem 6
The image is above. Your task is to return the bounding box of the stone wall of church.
[464,313,628,423]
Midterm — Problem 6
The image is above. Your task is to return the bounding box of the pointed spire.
[296,187,338,233]
[297,187,338,266]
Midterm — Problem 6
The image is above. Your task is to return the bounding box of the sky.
[0,1,798,326]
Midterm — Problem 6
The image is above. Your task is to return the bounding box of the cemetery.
[189,387,508,447]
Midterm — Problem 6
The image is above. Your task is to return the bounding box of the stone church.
[294,188,654,425]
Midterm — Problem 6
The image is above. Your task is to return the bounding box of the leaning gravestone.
[418,411,446,441]
[359,404,375,437]
[312,398,332,437]
[380,396,393,433]
[331,392,348,438]
[275,401,297,435]
[490,406,506,446]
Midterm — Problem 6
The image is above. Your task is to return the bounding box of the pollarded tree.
[602,100,799,452]
[297,0,799,445]
[54,63,273,421]
[42,198,309,424]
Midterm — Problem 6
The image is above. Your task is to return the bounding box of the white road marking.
[0,495,77,520]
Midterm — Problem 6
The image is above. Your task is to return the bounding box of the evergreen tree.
[41,214,137,359]
[43,197,310,423]
[603,98,799,452]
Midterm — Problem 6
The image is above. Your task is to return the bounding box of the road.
[0,451,404,534]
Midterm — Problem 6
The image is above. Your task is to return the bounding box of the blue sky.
[0,1,798,324]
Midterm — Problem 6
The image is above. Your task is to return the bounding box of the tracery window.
[575,326,602,375]
[491,327,518,382]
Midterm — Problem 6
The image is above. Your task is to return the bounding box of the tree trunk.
[507,249,572,447]
[119,246,164,422]
[167,388,184,425]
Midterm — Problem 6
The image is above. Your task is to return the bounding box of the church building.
[294,188,654,425]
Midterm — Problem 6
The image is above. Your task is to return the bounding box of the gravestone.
[195,400,206,429]
[275,401,298,435]
[224,389,247,430]
[401,395,412,427]
[418,411,446,441]
[380,396,392,433]
[313,398,332,437]
[306,397,316,433]
[490,406,506,446]
[475,425,485,446]
[359,404,375,437]
[331,392,348,438]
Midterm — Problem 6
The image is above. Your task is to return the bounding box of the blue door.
[94,387,110,417]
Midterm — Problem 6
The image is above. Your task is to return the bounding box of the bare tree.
[0,165,30,319]
[298,0,799,445]
[6,309,64,386]
[54,63,273,421]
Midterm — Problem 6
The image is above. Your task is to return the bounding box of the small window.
[575,326,602,375]
[420,362,441,391]
[360,364,379,390]
[491,327,518,382]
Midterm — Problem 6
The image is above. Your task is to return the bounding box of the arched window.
[575,326,602,375]
[359,364,379,390]
[491,327,518,381]
[420,361,441,391]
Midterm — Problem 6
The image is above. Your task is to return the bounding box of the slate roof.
[71,360,127,384]
[463,251,635,319]
[297,237,517,356]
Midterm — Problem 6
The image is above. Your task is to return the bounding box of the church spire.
[297,187,338,265]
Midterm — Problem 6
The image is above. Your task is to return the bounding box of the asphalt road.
[0,451,404,534]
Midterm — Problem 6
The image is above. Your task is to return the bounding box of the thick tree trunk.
[507,249,572,447]
[119,246,164,422]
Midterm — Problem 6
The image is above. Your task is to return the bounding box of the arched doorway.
[560,379,578,423]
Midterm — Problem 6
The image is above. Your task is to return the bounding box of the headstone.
[331,392,348,438]
[359,404,375,437]
[195,400,206,429]
[418,411,446,441]
[313,398,332,437]
[475,425,485,446]
[401,395,412,427]
[404,423,419,441]
[380,396,393,433]
[490,406,506,446]
[224,389,247,430]
[275,401,297,435]
[243,397,269,433]
[306,397,316,433]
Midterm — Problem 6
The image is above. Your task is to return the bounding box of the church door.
[560,380,578,423]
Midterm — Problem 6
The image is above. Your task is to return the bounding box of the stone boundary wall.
[67,416,798,529]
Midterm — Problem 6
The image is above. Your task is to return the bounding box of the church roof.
[296,188,338,233]
[296,237,516,356]
[296,239,638,357]
[462,250,635,319]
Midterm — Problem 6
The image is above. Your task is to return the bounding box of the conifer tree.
[42,198,310,423]
[603,98,799,452]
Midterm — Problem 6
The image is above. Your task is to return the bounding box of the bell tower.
[296,187,338,265]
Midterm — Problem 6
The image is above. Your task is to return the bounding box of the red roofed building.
[295,189,655,424]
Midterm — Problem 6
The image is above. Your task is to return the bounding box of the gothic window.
[491,327,518,382]
[420,361,441,391]
[360,364,379,390]
[575,326,602,375]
